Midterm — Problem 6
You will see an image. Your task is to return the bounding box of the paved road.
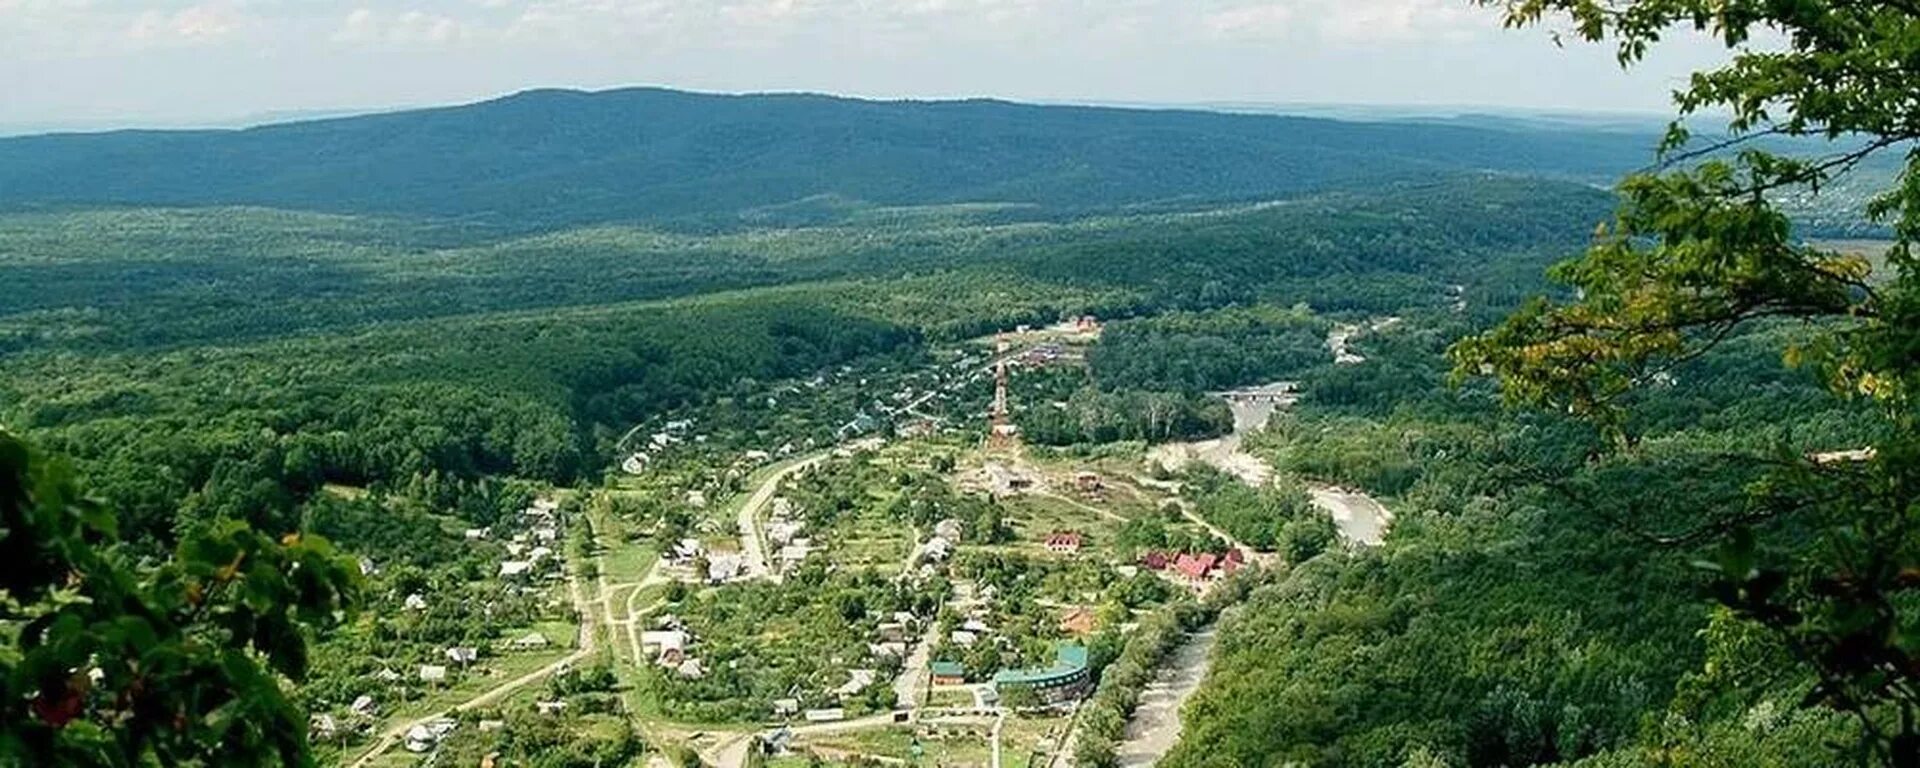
[1113,624,1218,768]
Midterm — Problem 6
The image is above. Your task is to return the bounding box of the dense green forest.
[1160,314,1882,767]
[0,176,1609,551]
[0,88,1653,231]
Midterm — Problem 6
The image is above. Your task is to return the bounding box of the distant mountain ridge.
[0,87,1657,229]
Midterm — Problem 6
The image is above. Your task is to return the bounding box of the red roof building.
[1139,551,1172,571]
[1173,553,1218,582]
[1044,531,1084,554]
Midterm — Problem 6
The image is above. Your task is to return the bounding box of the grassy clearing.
[810,725,992,766]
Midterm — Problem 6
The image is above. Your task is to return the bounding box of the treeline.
[1019,388,1233,446]
[1089,304,1329,392]
[6,293,914,548]
[1183,466,1332,556]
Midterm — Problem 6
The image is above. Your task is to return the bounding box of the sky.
[0,0,1739,131]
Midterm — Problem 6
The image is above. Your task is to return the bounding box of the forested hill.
[0,87,1651,229]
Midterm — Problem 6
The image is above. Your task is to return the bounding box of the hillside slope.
[0,88,1651,229]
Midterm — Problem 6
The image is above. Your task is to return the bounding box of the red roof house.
[1173,553,1218,583]
[1044,531,1084,554]
[1139,551,1172,571]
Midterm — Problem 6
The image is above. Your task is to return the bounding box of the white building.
[834,669,878,697]
[499,561,533,578]
[676,658,707,679]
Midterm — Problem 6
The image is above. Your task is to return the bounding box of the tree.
[1456,2,1920,763]
[0,431,361,766]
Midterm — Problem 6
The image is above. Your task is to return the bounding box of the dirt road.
[736,453,828,582]
[349,540,597,768]
[1113,624,1219,768]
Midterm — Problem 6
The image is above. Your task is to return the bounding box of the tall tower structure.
[987,333,1021,448]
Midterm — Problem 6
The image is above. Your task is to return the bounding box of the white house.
[706,553,747,583]
[404,718,457,753]
[403,593,428,611]
[445,647,479,665]
[418,665,449,683]
[933,519,964,541]
[834,669,877,697]
[499,561,533,578]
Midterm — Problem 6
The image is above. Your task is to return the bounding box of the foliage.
[1459,2,1920,761]
[1183,466,1320,552]
[1089,304,1329,392]
[0,430,359,767]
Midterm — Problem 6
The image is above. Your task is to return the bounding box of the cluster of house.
[1138,548,1246,586]
[641,616,708,680]
[667,536,754,584]
[621,419,702,475]
[916,517,963,571]
[494,498,562,583]
[767,497,815,574]
[872,610,919,659]
[308,693,385,744]
[766,610,922,722]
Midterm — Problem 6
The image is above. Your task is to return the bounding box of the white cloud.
[1312,0,1479,44]
[1198,1,1486,45]
[1203,4,1297,41]
[125,2,249,44]
[332,7,473,46]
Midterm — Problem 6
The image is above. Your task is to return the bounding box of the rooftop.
[991,642,1089,687]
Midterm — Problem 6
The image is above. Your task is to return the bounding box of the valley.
[2,83,1903,768]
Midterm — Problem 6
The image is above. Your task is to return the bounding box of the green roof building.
[930,661,966,684]
[991,643,1090,704]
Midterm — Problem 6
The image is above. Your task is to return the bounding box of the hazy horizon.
[4,1,1738,133]
[0,86,1682,138]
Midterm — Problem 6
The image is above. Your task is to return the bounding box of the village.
[328,314,1381,768]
